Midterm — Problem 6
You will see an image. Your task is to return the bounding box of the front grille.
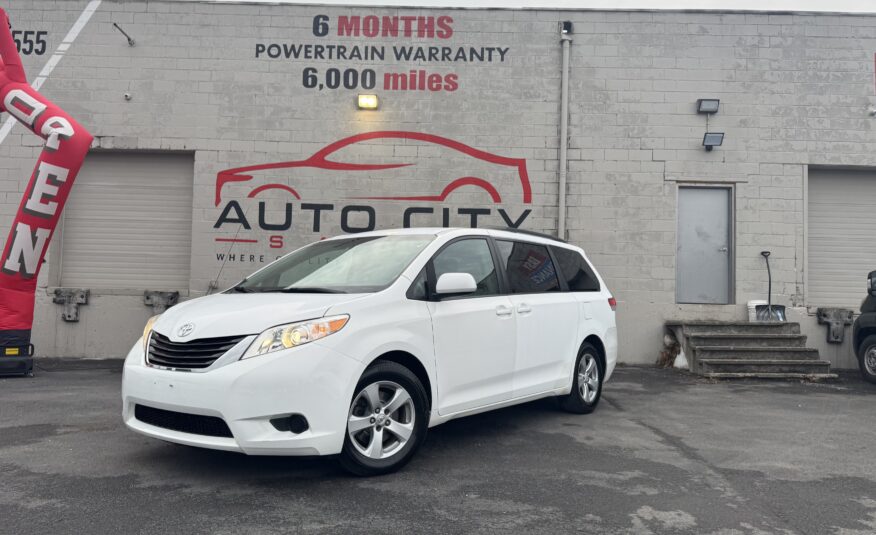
[147,331,246,370]
[135,404,233,438]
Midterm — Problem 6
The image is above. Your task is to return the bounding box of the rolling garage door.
[808,169,876,307]
[60,152,194,290]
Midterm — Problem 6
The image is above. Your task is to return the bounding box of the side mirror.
[869,271,876,297]
[435,272,478,297]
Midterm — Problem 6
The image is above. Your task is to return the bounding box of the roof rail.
[483,226,567,243]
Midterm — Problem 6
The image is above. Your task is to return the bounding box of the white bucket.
[747,300,768,322]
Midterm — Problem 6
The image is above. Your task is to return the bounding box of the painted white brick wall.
[0,1,874,366]
[560,10,876,367]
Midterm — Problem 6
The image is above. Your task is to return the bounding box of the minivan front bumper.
[122,339,361,456]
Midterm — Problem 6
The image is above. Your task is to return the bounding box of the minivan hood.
[152,293,364,342]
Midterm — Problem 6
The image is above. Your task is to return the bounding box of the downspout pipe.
[558,22,573,240]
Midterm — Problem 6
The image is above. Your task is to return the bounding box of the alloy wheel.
[866,347,876,376]
[347,381,416,460]
[577,354,600,404]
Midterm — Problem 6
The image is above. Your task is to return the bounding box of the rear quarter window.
[552,246,601,292]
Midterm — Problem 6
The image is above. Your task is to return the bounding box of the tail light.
[608,297,617,311]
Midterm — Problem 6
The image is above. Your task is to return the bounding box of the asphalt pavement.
[2,363,876,534]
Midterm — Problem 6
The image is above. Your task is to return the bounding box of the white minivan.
[122,227,617,475]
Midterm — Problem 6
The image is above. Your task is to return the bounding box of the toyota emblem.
[178,323,195,338]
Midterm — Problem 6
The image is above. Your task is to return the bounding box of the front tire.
[339,361,429,476]
[559,343,603,414]
[858,335,876,385]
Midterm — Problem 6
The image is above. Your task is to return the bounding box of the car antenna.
[209,205,252,295]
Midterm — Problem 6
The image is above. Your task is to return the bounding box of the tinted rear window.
[496,240,561,293]
[552,246,601,292]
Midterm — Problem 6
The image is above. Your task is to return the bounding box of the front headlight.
[142,315,161,350]
[241,314,349,360]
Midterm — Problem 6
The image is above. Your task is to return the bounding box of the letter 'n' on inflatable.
[0,8,93,374]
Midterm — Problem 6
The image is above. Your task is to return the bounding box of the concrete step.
[699,358,832,375]
[667,320,801,335]
[693,346,821,361]
[703,372,838,380]
[666,320,822,378]
[687,333,808,348]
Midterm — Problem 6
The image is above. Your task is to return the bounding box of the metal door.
[677,187,732,304]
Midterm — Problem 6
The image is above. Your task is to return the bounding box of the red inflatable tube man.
[0,8,93,358]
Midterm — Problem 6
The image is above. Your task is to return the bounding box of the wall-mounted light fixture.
[696,98,720,114]
[357,94,378,110]
[697,98,723,151]
[702,132,724,151]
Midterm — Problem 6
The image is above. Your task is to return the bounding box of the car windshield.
[231,235,435,294]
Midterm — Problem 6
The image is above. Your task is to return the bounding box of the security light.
[357,94,378,110]
[702,132,724,151]
[696,99,720,114]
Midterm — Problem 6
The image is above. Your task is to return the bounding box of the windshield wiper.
[229,285,256,293]
[279,287,347,294]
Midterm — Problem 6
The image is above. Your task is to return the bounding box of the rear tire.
[559,343,603,414]
[338,361,429,476]
[858,335,876,385]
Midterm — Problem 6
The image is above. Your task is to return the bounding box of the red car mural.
[215,131,532,208]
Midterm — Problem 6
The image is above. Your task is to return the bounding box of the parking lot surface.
[2,363,876,534]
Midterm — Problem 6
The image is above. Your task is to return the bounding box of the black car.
[853,271,876,383]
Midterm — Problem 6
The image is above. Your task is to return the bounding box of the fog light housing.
[271,414,310,434]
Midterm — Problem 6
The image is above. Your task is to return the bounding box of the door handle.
[718,247,728,252]
[495,305,513,317]
[517,303,532,314]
